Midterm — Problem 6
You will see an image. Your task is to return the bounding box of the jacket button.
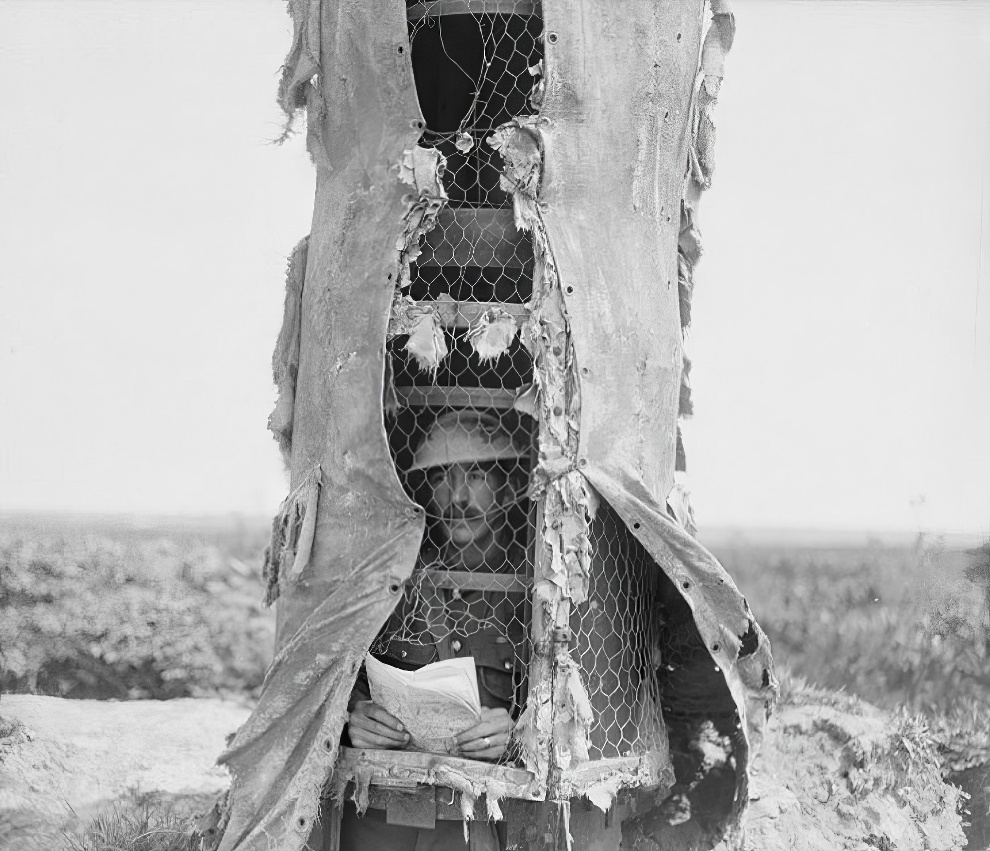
[451,640,462,652]
[401,650,408,658]
[503,661,512,670]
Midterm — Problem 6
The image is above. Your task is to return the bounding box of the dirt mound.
[0,687,969,850]
[0,694,250,850]
[733,683,966,851]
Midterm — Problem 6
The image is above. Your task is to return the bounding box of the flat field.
[3,514,988,847]
[2,514,988,738]
[709,531,990,719]
[0,513,275,701]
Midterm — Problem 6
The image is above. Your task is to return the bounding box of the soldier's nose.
[449,473,470,506]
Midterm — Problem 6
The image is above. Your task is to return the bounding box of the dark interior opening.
[407,9,544,206]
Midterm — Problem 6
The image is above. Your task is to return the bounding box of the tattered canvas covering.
[217,2,776,850]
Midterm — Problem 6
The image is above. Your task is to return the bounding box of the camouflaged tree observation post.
[215,2,778,851]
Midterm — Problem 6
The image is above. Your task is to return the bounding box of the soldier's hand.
[347,701,410,749]
[453,707,514,761]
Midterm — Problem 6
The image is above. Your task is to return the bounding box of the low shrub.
[713,535,990,716]
[0,517,273,700]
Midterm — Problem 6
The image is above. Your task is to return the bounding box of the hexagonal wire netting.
[376,1,545,769]
[574,505,667,761]
[379,0,666,770]
[406,0,541,306]
[408,0,543,208]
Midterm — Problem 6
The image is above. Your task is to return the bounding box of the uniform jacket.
[351,544,528,716]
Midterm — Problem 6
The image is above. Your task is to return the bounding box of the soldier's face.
[426,462,508,550]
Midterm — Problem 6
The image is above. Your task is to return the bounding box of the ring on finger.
[483,736,491,747]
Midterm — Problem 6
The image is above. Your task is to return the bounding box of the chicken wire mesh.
[407,1,544,207]
[383,349,672,771]
[409,241,534,305]
[406,1,542,306]
[378,406,535,766]
[572,502,667,762]
[369,535,531,718]
[375,0,670,773]
[375,0,547,769]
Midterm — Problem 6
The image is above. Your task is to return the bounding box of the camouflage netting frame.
[216,2,777,851]
[380,0,544,771]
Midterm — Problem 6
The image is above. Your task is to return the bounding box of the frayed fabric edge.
[269,236,310,468]
[262,464,321,607]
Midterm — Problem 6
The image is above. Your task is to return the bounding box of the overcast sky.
[1,0,988,538]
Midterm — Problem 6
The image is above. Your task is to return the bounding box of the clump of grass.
[929,694,990,773]
[0,714,27,740]
[62,792,195,851]
[843,709,946,811]
[775,667,867,715]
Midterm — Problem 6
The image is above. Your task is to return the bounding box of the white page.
[410,657,481,711]
[365,654,482,753]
